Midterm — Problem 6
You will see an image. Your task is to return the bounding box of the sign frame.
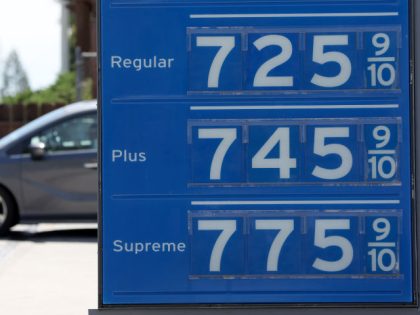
[92,0,419,312]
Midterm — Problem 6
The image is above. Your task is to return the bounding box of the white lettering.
[112,150,123,162]
[113,240,187,255]
[123,58,132,68]
[139,152,147,162]
[110,55,175,71]
[111,56,122,68]
[133,58,142,71]
[162,243,176,252]
[112,149,147,163]
[152,243,161,252]
[135,243,143,254]
[177,243,186,252]
[113,240,123,252]
[158,59,167,68]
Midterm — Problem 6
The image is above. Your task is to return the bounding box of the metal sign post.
[91,0,418,313]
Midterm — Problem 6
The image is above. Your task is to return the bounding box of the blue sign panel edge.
[97,0,419,308]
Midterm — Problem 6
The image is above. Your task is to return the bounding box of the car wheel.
[0,187,17,235]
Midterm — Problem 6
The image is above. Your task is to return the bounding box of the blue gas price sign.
[99,0,415,306]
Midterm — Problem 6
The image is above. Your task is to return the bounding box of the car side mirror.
[29,142,46,160]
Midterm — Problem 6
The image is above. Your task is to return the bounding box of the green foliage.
[2,71,93,105]
[82,77,93,100]
[1,50,30,98]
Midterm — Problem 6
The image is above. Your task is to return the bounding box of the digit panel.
[187,27,401,94]
[188,210,402,278]
[188,118,401,186]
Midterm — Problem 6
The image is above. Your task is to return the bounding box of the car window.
[30,114,97,152]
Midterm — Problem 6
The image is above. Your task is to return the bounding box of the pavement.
[0,223,98,315]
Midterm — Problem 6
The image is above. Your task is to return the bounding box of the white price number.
[368,126,397,180]
[196,36,235,88]
[311,35,352,88]
[372,125,391,148]
[253,35,294,87]
[367,33,396,87]
[198,128,237,180]
[368,63,396,87]
[368,156,396,179]
[255,220,294,271]
[197,127,353,181]
[367,218,397,272]
[312,127,352,180]
[252,128,297,179]
[196,34,352,88]
[312,219,353,272]
[372,33,391,56]
[368,248,397,272]
[197,218,354,273]
[197,220,237,272]
[197,219,294,272]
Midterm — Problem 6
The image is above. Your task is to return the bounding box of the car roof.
[55,100,97,117]
[0,100,97,150]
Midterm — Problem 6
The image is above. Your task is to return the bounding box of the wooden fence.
[0,103,65,137]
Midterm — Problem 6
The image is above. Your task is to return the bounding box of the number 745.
[198,127,353,181]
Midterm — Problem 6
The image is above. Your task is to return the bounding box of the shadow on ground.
[1,226,97,243]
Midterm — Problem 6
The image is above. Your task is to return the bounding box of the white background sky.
[0,0,61,91]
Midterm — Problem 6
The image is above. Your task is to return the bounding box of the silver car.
[0,100,97,234]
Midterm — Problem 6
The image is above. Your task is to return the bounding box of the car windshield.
[0,108,65,149]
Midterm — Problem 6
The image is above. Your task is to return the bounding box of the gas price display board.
[99,0,416,308]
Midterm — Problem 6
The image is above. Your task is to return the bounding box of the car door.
[20,112,97,218]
